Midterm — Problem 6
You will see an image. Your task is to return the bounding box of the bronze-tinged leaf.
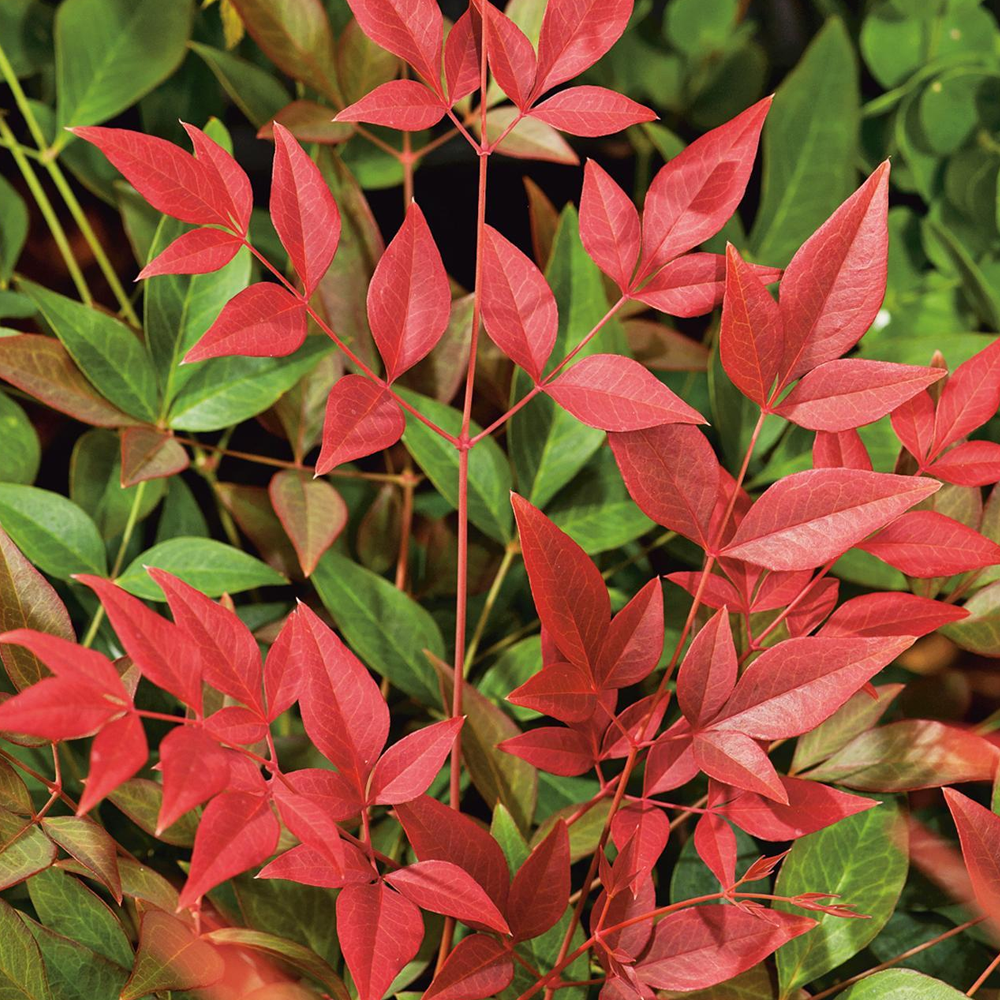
[41,816,122,903]
[0,807,55,890]
[268,470,347,577]
[119,427,189,488]
[215,482,300,580]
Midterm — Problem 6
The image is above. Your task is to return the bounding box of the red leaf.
[424,934,513,1000]
[178,791,279,908]
[0,676,117,741]
[856,510,1000,578]
[638,98,771,280]
[180,122,253,235]
[498,726,596,777]
[821,592,969,638]
[338,882,425,1000]
[0,628,122,693]
[369,717,463,804]
[644,720,699,795]
[943,787,1000,927]
[719,244,783,406]
[158,726,231,833]
[580,159,640,293]
[344,0,443,90]
[596,579,663,688]
[529,86,655,137]
[76,575,202,710]
[775,359,946,432]
[813,429,872,471]
[724,776,877,841]
[137,228,243,280]
[786,577,839,637]
[609,425,720,548]
[778,163,890,385]
[184,283,307,362]
[337,80,445,131]
[394,795,510,910]
[70,127,231,228]
[280,767,363,821]
[694,811,738,887]
[891,390,936,464]
[258,841,373,888]
[296,602,388,782]
[271,777,346,871]
[693,730,787,802]
[385,860,510,934]
[721,469,939,570]
[271,123,342,296]
[202,705,268,745]
[533,0,633,95]
[480,225,557,381]
[712,635,912,740]
[927,440,1000,487]
[264,609,305,721]
[315,374,406,474]
[637,905,815,991]
[932,339,1000,455]
[369,204,451,382]
[269,470,347,577]
[512,493,609,672]
[545,354,706,431]
[610,802,670,880]
[508,661,596,723]
[444,10,481,103]
[78,712,147,815]
[677,609,737,728]
[508,820,569,941]
[483,2,536,110]
[146,568,264,714]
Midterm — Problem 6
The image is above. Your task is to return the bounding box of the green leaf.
[40,816,121,904]
[0,896,52,1000]
[188,41,289,128]
[0,760,31,816]
[509,207,628,508]
[0,809,55,891]
[0,391,39,485]
[749,17,860,266]
[120,910,222,1000]
[55,0,192,131]
[656,966,776,1000]
[167,337,331,432]
[312,550,443,705]
[116,537,286,599]
[398,388,513,543]
[840,969,967,999]
[663,0,737,56]
[943,580,1000,654]
[491,803,530,873]
[479,636,543,723]
[0,484,106,579]
[0,175,28,285]
[775,801,908,994]
[21,918,128,1000]
[155,476,209,543]
[19,281,159,423]
[860,6,925,89]
[27,869,132,969]
[0,0,52,80]
[925,218,1000,331]
[69,429,164,540]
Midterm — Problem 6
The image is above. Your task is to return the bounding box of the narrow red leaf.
[508,661,596,723]
[694,811,738,887]
[596,578,664,688]
[927,440,1000,487]
[693,730,787,802]
[644,721,699,795]
[315,374,406,474]
[183,283,307,362]
[202,705,267,745]
[932,338,1000,455]
[264,609,304,721]
[180,122,253,235]
[178,791,279,908]
[369,717,464,804]
[610,802,670,880]
[269,470,348,577]
[137,228,242,280]
[721,469,939,570]
[820,592,969,638]
[580,159,640,293]
[480,225,557,381]
[424,934,513,1000]
[529,86,655,137]
[0,628,122,693]
[336,80,445,131]
[157,726,231,833]
[369,204,451,382]
[778,163,890,385]
[271,778,346,871]
[444,10,480,103]
[508,820,569,941]
[677,609,737,728]
[813,429,872,471]
[0,677,117,741]
[483,2,535,109]
[545,353,705,431]
[856,510,1000,578]
[258,842,372,888]
[943,787,1000,927]
[385,860,510,934]
[78,712,147,815]
[344,0,443,91]
[498,726,596,777]
[891,389,936,464]
[271,122,342,296]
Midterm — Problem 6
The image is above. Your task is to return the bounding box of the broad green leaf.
[40,816,121,903]
[55,0,192,132]
[0,485,106,578]
[943,580,1000,654]
[0,391,39,485]
[69,429,164,540]
[775,801,908,993]
[860,6,925,89]
[27,869,132,969]
[509,207,628,508]
[0,176,28,285]
[116,537,286,599]
[656,965,776,1000]
[749,17,859,266]
[19,281,158,423]
[0,896,51,1000]
[21,918,128,1000]
[0,0,51,80]
[840,969,967,999]
[155,476,209,543]
[0,809,55,890]
[925,218,1000,331]
[167,338,331,432]
[398,389,512,544]
[312,550,442,704]
[491,803,530,873]
[663,0,737,56]
[188,41,289,128]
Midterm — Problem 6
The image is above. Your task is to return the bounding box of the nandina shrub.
[2,2,1000,1000]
